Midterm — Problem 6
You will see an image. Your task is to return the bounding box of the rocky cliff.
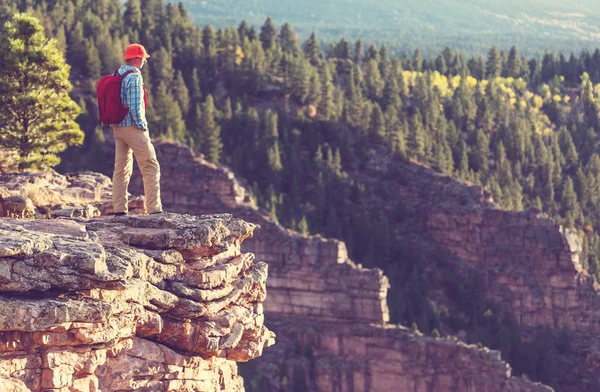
[127,142,552,392]
[0,212,274,391]
[357,151,600,391]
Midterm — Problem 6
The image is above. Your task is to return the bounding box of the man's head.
[123,44,150,69]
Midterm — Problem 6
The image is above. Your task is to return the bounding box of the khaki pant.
[112,125,162,214]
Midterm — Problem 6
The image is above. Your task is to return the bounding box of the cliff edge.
[0,213,274,391]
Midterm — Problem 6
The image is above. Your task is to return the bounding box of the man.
[111,43,163,216]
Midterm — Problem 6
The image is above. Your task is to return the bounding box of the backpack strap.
[118,69,138,78]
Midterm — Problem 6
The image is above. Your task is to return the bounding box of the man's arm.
[123,73,148,130]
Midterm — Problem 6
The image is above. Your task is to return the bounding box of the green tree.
[152,82,186,141]
[506,46,521,78]
[279,23,299,54]
[471,130,489,176]
[561,177,577,216]
[486,46,502,78]
[413,48,423,72]
[303,32,320,65]
[354,39,363,63]
[259,17,277,50]
[319,63,335,119]
[0,13,83,170]
[172,71,191,115]
[197,95,222,163]
[365,59,384,101]
[370,103,385,140]
[409,110,426,159]
[264,110,283,173]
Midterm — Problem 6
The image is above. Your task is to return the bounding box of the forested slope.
[177,0,600,56]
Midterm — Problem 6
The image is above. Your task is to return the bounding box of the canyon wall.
[128,142,552,391]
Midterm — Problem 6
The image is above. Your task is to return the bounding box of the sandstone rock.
[50,204,99,219]
[0,213,274,391]
[98,196,145,216]
[2,195,35,218]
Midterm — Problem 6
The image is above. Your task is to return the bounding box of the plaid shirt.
[117,65,148,130]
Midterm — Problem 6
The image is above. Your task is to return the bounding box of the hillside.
[177,0,600,55]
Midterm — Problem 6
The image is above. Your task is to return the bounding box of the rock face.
[358,154,600,391]
[0,213,274,391]
[428,207,596,331]
[128,142,552,392]
[267,321,550,392]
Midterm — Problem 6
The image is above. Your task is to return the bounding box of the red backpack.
[96,70,147,126]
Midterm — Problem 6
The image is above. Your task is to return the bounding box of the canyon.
[0,141,595,391]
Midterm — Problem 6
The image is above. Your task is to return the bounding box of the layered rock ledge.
[0,213,274,391]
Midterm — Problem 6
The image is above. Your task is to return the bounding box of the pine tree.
[84,40,101,80]
[290,56,311,104]
[458,141,470,178]
[264,110,283,173]
[202,24,218,83]
[471,130,489,176]
[354,39,363,63]
[238,20,251,40]
[370,103,385,140]
[409,110,426,159]
[123,0,142,36]
[307,68,321,106]
[279,23,299,54]
[561,177,577,216]
[575,166,589,206]
[304,32,320,65]
[152,82,186,141]
[0,13,84,170]
[198,95,222,163]
[172,71,191,115]
[413,48,423,72]
[259,17,277,50]
[336,38,350,59]
[435,55,447,75]
[319,63,335,119]
[506,46,521,78]
[365,59,384,101]
[382,72,400,109]
[486,46,502,78]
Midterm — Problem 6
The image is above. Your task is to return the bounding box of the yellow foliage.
[533,96,544,109]
[451,75,461,89]
[466,76,478,88]
[429,71,451,97]
[235,45,244,65]
[403,71,417,87]
[553,95,562,103]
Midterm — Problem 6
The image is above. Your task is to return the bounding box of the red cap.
[123,44,150,61]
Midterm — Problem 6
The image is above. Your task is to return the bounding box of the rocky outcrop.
[0,213,274,391]
[128,142,552,391]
